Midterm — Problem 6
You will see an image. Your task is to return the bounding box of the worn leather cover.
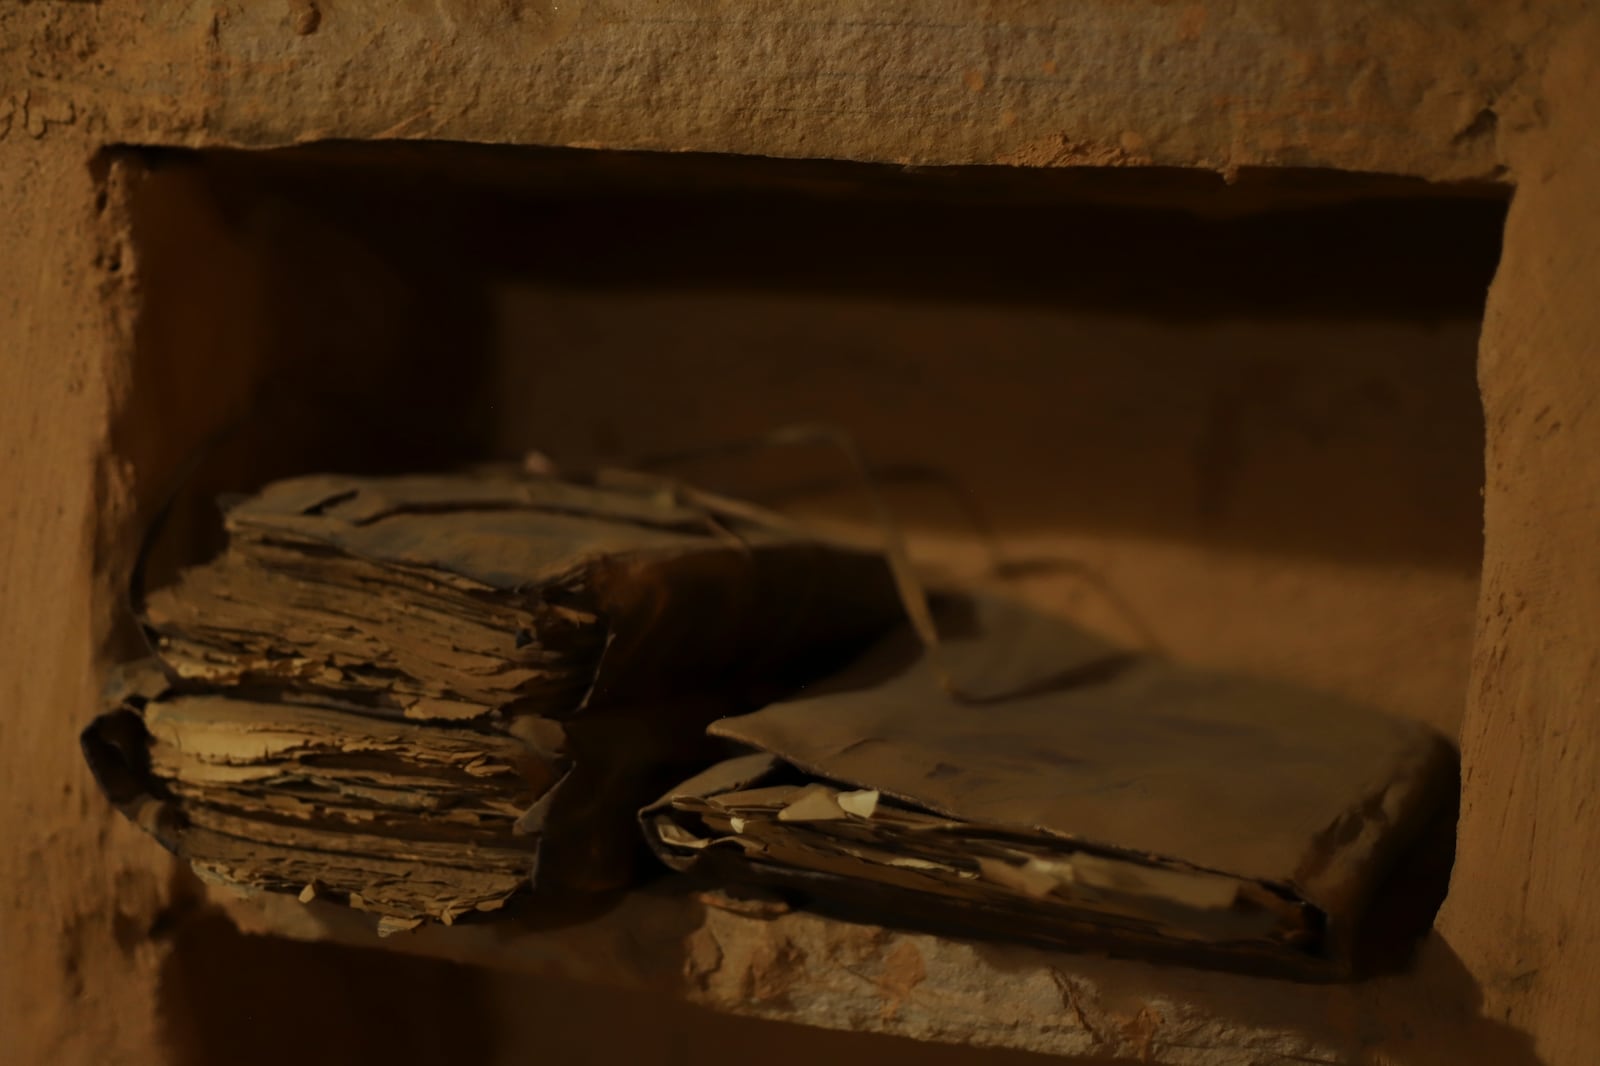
[645,595,1456,975]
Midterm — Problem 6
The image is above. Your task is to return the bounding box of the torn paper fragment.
[777,784,847,822]
[836,789,880,818]
[404,697,494,721]
[376,916,424,937]
[977,857,1060,899]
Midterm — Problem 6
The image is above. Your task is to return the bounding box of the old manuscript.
[84,466,901,927]
[645,595,1456,975]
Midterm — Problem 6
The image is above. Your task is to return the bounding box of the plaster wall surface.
[2,4,1595,1064]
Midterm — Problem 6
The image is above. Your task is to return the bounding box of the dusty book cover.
[644,595,1458,976]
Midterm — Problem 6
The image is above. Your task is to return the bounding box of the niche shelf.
[107,141,1508,1065]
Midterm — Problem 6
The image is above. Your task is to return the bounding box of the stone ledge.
[218,883,1501,1065]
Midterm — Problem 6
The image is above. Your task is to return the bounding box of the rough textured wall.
[0,130,171,1066]
[1438,18,1600,1066]
[494,289,1485,735]
[1,2,1595,1065]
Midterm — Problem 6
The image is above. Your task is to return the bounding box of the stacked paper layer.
[85,466,901,925]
